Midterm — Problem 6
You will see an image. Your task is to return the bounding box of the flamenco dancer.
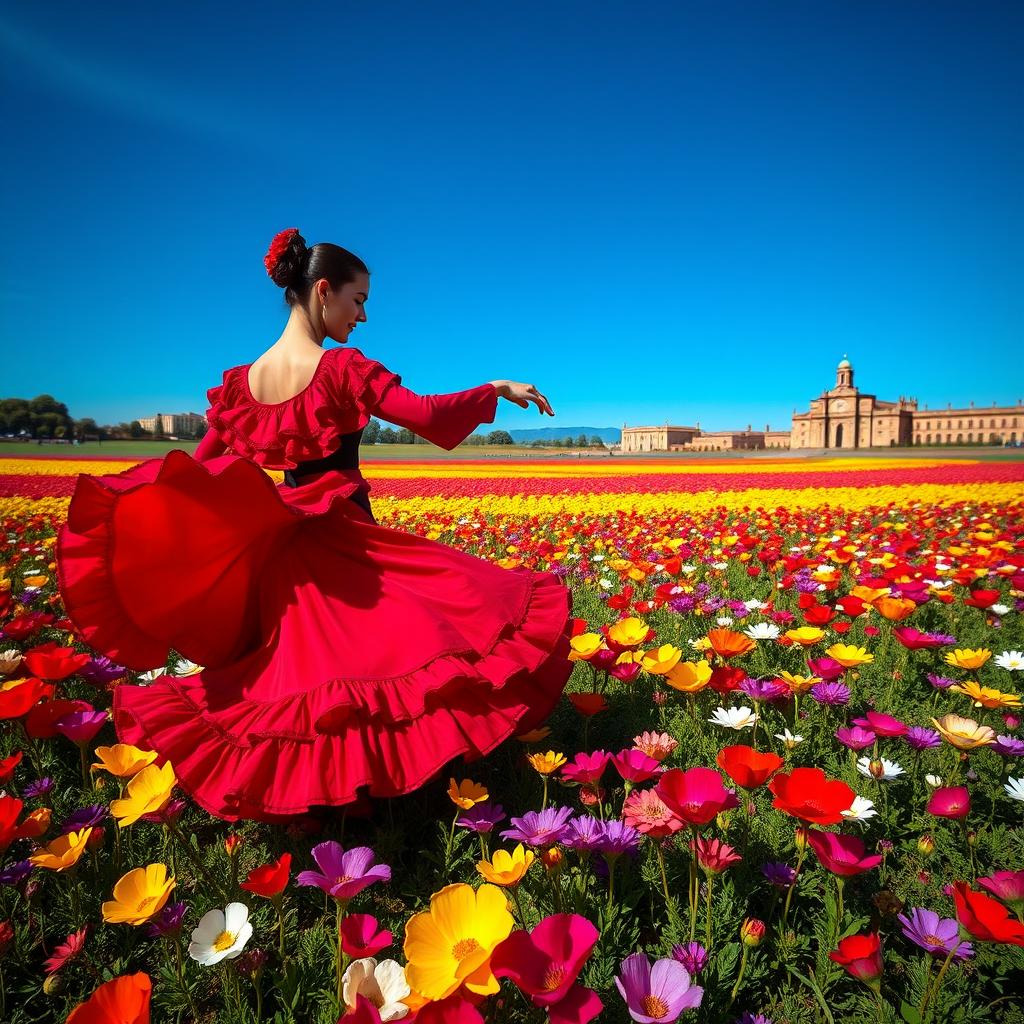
[56,228,575,823]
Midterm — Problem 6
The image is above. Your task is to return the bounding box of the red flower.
[568,693,607,717]
[655,766,740,827]
[803,605,836,626]
[240,852,291,899]
[0,678,54,721]
[44,926,89,975]
[21,641,91,681]
[24,699,92,740]
[806,830,883,877]
[708,666,746,693]
[339,913,393,959]
[264,228,299,276]
[66,972,152,1024]
[963,588,1000,609]
[716,745,783,790]
[828,932,883,986]
[768,768,856,825]
[0,751,23,784]
[952,881,1024,946]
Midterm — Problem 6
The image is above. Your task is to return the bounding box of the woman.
[56,228,575,823]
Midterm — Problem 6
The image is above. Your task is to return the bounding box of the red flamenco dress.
[56,345,575,822]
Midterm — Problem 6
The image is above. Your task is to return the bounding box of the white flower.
[995,650,1024,671]
[744,622,781,641]
[1005,777,1024,803]
[136,667,167,682]
[744,599,768,611]
[856,756,905,781]
[592,554,605,562]
[712,561,728,570]
[342,958,411,1021]
[171,657,203,676]
[680,564,697,575]
[188,902,252,965]
[774,729,803,749]
[990,604,1011,616]
[716,616,734,627]
[925,774,943,789]
[841,795,878,823]
[709,706,758,730]
[599,578,613,589]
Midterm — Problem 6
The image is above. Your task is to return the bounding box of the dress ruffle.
[56,449,574,822]
[203,347,402,470]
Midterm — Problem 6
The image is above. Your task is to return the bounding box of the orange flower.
[67,972,152,1024]
[663,660,713,693]
[872,596,917,621]
[706,628,755,659]
[447,778,489,809]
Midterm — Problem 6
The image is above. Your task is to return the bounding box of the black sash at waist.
[282,430,362,487]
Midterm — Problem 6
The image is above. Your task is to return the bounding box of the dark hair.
[265,229,370,307]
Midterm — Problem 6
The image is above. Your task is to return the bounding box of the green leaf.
[899,1000,923,1024]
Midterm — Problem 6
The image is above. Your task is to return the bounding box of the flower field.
[1,452,1023,1024]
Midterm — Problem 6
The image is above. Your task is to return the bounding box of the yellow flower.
[944,648,992,671]
[567,633,605,661]
[850,585,891,604]
[476,844,535,887]
[109,762,177,827]
[404,882,514,1001]
[776,672,821,694]
[664,660,713,693]
[526,751,566,776]
[102,864,176,925]
[28,828,93,871]
[931,714,997,750]
[950,681,1021,710]
[784,627,825,647]
[447,778,489,810]
[92,744,159,778]
[640,644,683,675]
[824,643,874,667]
[606,617,650,650]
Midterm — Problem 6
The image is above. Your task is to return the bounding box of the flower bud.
[652,690,668,706]
[224,833,243,856]
[967,829,977,847]
[867,758,885,780]
[917,835,935,857]
[86,826,105,851]
[794,827,810,852]
[740,917,766,947]
[43,975,64,996]
[917,870,931,885]
[925,774,942,788]
[1003,713,1020,731]
[540,847,563,870]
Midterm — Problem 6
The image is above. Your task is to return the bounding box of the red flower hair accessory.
[264,228,301,277]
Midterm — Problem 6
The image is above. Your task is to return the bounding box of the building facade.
[911,403,1023,446]
[137,412,208,437]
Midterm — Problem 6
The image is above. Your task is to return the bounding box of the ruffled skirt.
[56,450,574,822]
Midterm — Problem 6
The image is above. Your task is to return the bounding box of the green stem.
[705,873,714,950]
[781,842,808,930]
[728,944,750,1005]
[922,943,960,1023]
[510,885,530,929]
[655,842,671,904]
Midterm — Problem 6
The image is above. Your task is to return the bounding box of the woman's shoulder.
[332,346,403,402]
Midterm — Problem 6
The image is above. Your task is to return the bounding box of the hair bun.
[264,227,308,288]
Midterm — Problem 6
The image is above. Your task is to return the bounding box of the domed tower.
[836,355,853,388]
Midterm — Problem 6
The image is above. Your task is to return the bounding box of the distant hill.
[506,426,620,443]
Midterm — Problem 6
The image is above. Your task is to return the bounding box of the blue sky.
[2,1,1021,432]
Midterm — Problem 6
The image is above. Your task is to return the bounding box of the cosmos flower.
[903,727,942,751]
[296,844,391,902]
[456,803,507,834]
[856,757,905,781]
[994,650,1024,671]
[708,706,758,730]
[1003,777,1024,802]
[669,942,708,975]
[743,623,780,641]
[43,926,89,974]
[841,796,879,823]
[188,903,253,965]
[615,952,703,1022]
[897,908,974,960]
[835,726,876,751]
[809,682,851,706]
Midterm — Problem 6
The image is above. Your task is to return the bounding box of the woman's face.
[318,272,369,342]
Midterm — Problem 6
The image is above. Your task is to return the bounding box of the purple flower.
[668,596,696,614]
[59,804,108,835]
[456,802,506,833]
[55,710,109,746]
[897,907,974,960]
[295,843,391,902]
[500,806,574,848]
[23,777,54,799]
[615,952,703,1022]
[809,681,851,706]
[78,655,130,686]
[926,673,957,690]
[740,678,789,703]
[904,726,942,751]
[0,861,34,887]
[795,576,821,595]
[737,1015,774,1024]
[670,941,708,975]
[562,814,606,852]
[835,726,876,751]
[145,900,187,938]
[926,633,957,646]
[993,735,1024,758]
[595,820,642,857]
[140,797,186,825]
[761,862,797,888]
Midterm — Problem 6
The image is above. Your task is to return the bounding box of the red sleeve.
[194,429,228,462]
[370,380,499,451]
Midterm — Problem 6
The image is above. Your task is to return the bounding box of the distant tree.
[129,420,146,438]
[486,430,514,445]
[361,419,381,444]
[589,435,605,448]
[378,426,399,444]
[464,433,487,446]
[75,417,100,439]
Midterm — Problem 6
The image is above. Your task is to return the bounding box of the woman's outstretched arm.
[369,380,500,451]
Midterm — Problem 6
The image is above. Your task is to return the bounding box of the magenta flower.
[655,767,739,827]
[835,726,876,751]
[615,952,703,1022]
[612,748,661,784]
[54,709,109,747]
[806,830,883,877]
[502,806,575,848]
[491,913,603,1024]
[904,726,942,751]
[669,942,708,975]
[977,870,1024,917]
[562,751,612,785]
[456,803,506,833]
[339,913,393,958]
[295,843,391,902]
[926,787,971,820]
[893,627,945,651]
[852,711,906,737]
[806,657,846,681]
[809,681,851,706]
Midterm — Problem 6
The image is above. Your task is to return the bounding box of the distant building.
[911,402,1023,446]
[620,422,791,452]
[138,412,208,437]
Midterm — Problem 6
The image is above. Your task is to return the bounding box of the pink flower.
[622,789,684,838]
[491,913,604,1024]
[852,711,906,738]
[655,767,739,827]
[561,751,611,786]
[43,926,88,974]
[927,787,971,819]
[339,913,392,958]
[54,710,109,747]
[806,830,883,877]
[689,835,742,874]
[612,748,662,784]
[632,732,678,762]
[977,870,1024,917]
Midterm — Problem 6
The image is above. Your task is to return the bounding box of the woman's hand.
[489,380,555,416]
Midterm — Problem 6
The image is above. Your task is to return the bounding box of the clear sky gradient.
[2,1,1021,431]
